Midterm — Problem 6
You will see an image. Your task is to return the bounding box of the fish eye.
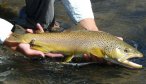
[124,49,128,53]
[124,48,131,53]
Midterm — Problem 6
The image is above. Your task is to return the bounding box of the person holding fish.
[0,0,99,59]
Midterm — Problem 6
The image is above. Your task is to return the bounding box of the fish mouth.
[117,54,143,69]
[104,53,143,69]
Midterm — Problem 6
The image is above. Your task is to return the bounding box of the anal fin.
[64,55,74,62]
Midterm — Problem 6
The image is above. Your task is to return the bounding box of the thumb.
[35,23,44,33]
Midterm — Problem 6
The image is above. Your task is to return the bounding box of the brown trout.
[6,30,143,69]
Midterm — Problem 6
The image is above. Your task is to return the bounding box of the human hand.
[17,43,63,58]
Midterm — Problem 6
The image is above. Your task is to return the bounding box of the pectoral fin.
[29,40,51,53]
[90,48,104,58]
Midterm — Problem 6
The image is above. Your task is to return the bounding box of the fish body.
[6,30,143,69]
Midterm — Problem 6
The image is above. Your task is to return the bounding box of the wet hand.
[83,54,104,63]
[17,43,63,58]
[117,36,123,40]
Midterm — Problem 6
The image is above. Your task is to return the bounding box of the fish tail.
[6,33,23,43]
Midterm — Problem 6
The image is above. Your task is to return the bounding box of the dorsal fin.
[13,24,26,34]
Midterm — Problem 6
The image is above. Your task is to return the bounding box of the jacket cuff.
[0,18,13,44]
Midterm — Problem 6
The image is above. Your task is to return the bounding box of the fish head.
[104,43,143,69]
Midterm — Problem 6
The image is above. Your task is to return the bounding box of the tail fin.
[6,33,23,43]
[6,24,26,43]
[13,24,26,34]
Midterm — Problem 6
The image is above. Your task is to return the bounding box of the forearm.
[0,18,13,44]
[62,0,99,31]
[79,18,99,31]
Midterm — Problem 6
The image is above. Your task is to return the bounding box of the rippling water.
[0,0,146,84]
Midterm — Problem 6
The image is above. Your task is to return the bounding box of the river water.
[0,0,146,84]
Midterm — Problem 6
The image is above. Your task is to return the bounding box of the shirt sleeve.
[0,18,13,44]
[61,0,94,23]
